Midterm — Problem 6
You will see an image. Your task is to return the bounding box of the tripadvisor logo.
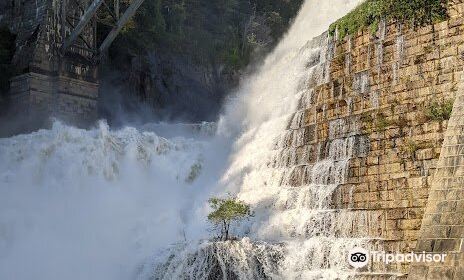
[347,247,447,268]
[348,247,369,268]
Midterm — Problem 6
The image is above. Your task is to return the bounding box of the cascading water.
[0,1,385,280]
[141,0,377,279]
[0,121,220,280]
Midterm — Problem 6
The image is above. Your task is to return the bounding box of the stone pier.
[1,0,144,132]
[1,0,99,129]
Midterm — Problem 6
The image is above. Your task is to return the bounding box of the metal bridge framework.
[61,0,145,61]
[5,0,146,128]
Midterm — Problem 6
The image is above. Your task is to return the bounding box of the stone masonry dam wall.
[286,1,464,278]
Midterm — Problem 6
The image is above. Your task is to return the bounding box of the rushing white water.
[142,0,373,279]
[0,1,373,279]
[0,121,223,280]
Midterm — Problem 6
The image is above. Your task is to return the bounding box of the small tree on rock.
[207,197,251,241]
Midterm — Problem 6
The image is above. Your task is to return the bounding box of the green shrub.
[406,140,420,156]
[329,0,449,40]
[208,197,251,241]
[402,139,434,160]
[424,99,454,121]
[375,113,391,131]
[361,112,374,131]
[361,111,394,132]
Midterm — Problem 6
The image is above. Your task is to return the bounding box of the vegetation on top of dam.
[329,0,449,39]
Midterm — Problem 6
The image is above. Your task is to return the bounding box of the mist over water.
[219,0,362,192]
[0,1,364,279]
[0,122,223,279]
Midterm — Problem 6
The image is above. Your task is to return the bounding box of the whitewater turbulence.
[0,122,218,280]
[142,0,376,279]
[0,0,377,279]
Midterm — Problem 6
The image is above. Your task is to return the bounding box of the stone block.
[427,267,455,280]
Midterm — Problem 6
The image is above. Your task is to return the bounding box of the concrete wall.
[287,1,464,278]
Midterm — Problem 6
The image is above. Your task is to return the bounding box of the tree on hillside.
[104,0,304,70]
[208,197,251,241]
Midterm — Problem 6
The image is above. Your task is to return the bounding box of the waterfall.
[143,0,375,279]
[0,1,377,280]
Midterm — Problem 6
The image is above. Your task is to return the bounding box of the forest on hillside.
[98,0,304,123]
[106,0,303,71]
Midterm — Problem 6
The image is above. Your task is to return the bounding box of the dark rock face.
[99,0,304,124]
[101,44,250,124]
[99,51,237,124]
[141,52,234,121]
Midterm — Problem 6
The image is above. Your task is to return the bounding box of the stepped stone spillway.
[1,1,464,279]
[148,1,464,279]
[281,1,464,278]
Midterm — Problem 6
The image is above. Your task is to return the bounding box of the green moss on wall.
[423,99,454,121]
[329,0,449,40]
